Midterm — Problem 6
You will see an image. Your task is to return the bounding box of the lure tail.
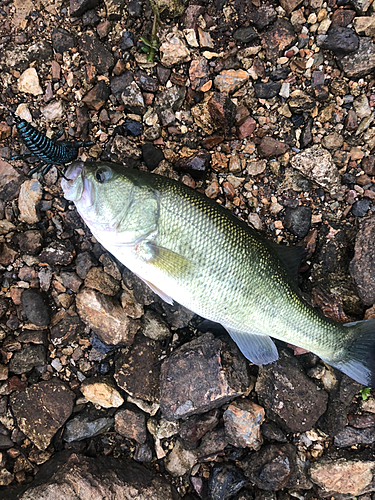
[323,318,375,387]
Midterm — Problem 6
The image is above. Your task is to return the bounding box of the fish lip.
[61,161,85,202]
[64,161,84,181]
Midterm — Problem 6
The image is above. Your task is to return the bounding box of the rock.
[81,377,124,408]
[334,426,375,447]
[224,399,264,450]
[51,27,77,53]
[160,333,251,421]
[111,135,142,163]
[0,244,17,266]
[164,440,197,476]
[50,315,85,346]
[75,251,97,279]
[134,443,153,462]
[284,206,312,238]
[10,380,74,450]
[349,217,375,305]
[249,3,277,30]
[155,85,186,114]
[207,92,236,135]
[243,443,300,490]
[255,350,328,433]
[361,156,375,176]
[70,0,101,17]
[288,90,316,113]
[310,458,375,496]
[279,0,303,14]
[322,131,344,149]
[121,81,146,115]
[80,31,114,73]
[354,94,372,118]
[254,82,281,99]
[351,198,371,217]
[41,100,64,122]
[122,119,143,137]
[8,345,46,374]
[291,146,341,194]
[148,417,180,458]
[208,464,247,500]
[18,67,43,95]
[352,0,372,13]
[261,421,287,442]
[353,16,375,36]
[160,33,191,67]
[115,408,147,443]
[175,150,211,179]
[18,179,42,224]
[39,241,75,266]
[141,143,164,170]
[0,160,24,201]
[85,266,120,296]
[104,0,125,19]
[76,288,140,345]
[60,272,83,294]
[13,230,43,255]
[179,410,220,449]
[321,27,359,54]
[82,81,110,111]
[114,332,161,402]
[63,414,114,442]
[247,159,267,176]
[8,452,179,499]
[134,70,158,93]
[214,69,249,94]
[258,137,288,158]
[261,18,296,62]
[233,27,258,43]
[238,116,256,140]
[141,310,171,340]
[189,57,210,91]
[338,37,375,78]
[21,289,50,326]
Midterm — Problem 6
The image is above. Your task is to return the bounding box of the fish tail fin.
[325,318,375,388]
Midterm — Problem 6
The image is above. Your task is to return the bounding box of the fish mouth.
[64,161,84,182]
[61,161,86,203]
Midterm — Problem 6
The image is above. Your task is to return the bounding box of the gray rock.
[6,452,180,499]
[351,198,371,217]
[80,31,114,74]
[224,399,264,450]
[338,37,375,77]
[63,414,114,442]
[121,81,146,115]
[350,217,375,305]
[255,350,328,433]
[179,410,220,449]
[160,333,251,421]
[321,27,359,54]
[70,0,101,17]
[134,443,153,462]
[10,380,74,450]
[208,464,247,500]
[284,206,312,238]
[142,310,171,341]
[21,289,50,327]
[76,251,97,279]
[155,86,187,114]
[8,345,46,374]
[51,27,77,53]
[334,426,375,447]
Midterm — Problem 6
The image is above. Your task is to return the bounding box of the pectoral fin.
[139,241,194,279]
[226,327,279,365]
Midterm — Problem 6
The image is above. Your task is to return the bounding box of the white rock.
[81,379,124,408]
[165,440,197,476]
[18,67,43,95]
[41,100,64,122]
[160,34,191,68]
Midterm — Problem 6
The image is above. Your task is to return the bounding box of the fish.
[61,160,375,388]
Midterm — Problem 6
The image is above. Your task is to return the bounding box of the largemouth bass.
[61,161,375,388]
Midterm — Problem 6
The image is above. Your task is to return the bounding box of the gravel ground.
[0,0,375,498]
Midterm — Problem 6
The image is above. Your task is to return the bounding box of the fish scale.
[61,161,375,388]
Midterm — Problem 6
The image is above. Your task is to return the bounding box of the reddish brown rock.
[208,92,236,134]
[331,9,356,28]
[238,116,256,139]
[115,408,147,443]
[0,122,11,140]
[361,155,375,175]
[189,57,210,91]
[82,80,110,110]
[85,266,120,296]
[279,0,303,14]
[214,69,249,94]
[224,400,265,450]
[258,137,288,157]
[261,18,296,62]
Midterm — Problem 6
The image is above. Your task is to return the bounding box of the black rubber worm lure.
[0,103,93,177]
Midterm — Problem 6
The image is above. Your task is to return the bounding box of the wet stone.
[80,31,114,74]
[39,240,75,266]
[284,206,312,238]
[76,288,140,345]
[321,27,359,54]
[21,289,50,327]
[175,150,211,179]
[85,266,120,296]
[208,464,247,500]
[254,82,281,99]
[115,408,147,443]
[160,333,251,421]
[351,198,371,217]
[114,332,161,402]
[256,350,328,433]
[9,344,46,374]
[63,414,114,442]
[224,400,264,450]
[258,137,288,158]
[10,379,74,450]
[261,18,296,62]
[349,217,375,305]
[334,426,375,447]
[82,80,110,111]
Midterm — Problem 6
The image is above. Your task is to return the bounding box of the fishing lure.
[0,103,93,176]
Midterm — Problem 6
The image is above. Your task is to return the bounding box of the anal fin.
[226,327,279,365]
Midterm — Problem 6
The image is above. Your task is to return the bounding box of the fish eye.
[95,167,112,183]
